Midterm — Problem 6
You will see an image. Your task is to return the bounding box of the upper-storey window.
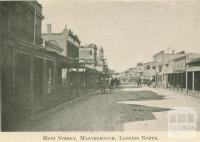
[6,2,43,44]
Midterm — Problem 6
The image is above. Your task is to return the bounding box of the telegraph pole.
[33,3,36,44]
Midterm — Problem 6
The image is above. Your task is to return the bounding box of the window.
[153,66,156,69]
[147,65,150,70]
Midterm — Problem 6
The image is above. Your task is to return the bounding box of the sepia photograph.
[0,0,200,141]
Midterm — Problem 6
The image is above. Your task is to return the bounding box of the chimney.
[47,24,51,33]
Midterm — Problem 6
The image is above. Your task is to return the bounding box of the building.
[121,67,136,82]
[0,1,113,131]
[96,46,110,85]
[0,1,43,44]
[1,1,48,130]
[166,55,187,89]
[112,72,120,79]
[153,50,185,86]
[97,47,107,67]
[143,61,156,83]
[42,24,81,92]
[79,43,99,89]
[79,43,98,65]
[0,1,81,131]
[127,67,137,82]
[153,50,165,85]
[42,24,80,58]
[187,55,200,92]
[135,62,144,78]
[96,46,108,72]
[166,53,200,93]
[130,48,200,95]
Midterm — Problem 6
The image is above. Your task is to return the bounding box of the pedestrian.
[101,78,106,94]
[72,77,78,95]
[70,81,73,95]
[114,77,117,88]
[118,79,121,88]
[96,79,100,94]
[137,77,142,86]
[109,78,114,93]
[117,78,120,88]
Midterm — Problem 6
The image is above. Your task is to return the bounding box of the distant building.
[96,46,108,72]
[143,61,156,82]
[122,67,136,82]
[42,24,81,88]
[127,68,136,81]
[98,46,104,58]
[153,50,165,84]
[78,43,98,89]
[42,24,80,58]
[135,62,143,78]
[112,72,120,79]
[97,47,106,66]
[151,49,200,93]
[79,43,98,66]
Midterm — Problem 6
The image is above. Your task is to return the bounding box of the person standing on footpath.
[96,78,100,94]
[101,77,106,94]
[109,78,114,94]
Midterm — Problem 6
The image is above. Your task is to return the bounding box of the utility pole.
[33,3,36,44]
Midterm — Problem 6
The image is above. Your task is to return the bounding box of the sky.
[39,0,200,72]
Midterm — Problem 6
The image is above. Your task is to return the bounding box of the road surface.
[12,86,200,131]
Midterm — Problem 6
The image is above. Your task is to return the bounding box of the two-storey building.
[143,61,156,83]
[79,43,98,89]
[42,24,81,92]
[1,1,77,131]
[1,1,46,130]
[153,50,185,87]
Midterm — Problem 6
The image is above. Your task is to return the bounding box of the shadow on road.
[10,89,171,131]
[116,89,171,129]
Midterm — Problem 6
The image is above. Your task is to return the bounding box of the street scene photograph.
[0,0,200,134]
